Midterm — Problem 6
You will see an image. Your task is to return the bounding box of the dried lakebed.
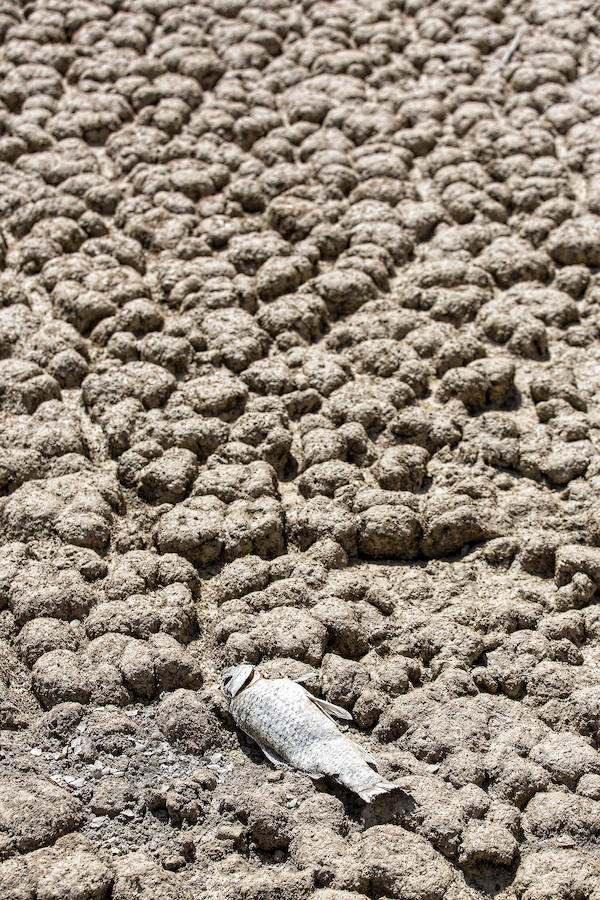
[1,0,600,898]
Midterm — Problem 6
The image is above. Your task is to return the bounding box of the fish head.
[222,664,260,699]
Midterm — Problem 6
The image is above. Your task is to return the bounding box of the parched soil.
[1,0,600,898]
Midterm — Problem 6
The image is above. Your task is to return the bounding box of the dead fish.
[222,664,399,803]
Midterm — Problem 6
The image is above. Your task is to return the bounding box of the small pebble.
[163,854,186,871]
[557,836,576,848]
[63,775,85,788]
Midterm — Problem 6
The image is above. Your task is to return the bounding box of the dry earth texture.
[1,0,600,897]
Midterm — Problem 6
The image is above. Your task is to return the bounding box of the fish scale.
[223,665,399,802]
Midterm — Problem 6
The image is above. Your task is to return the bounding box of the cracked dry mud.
[1,0,600,897]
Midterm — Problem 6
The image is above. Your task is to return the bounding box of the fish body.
[223,664,398,803]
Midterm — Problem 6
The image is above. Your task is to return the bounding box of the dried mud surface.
[1,0,600,897]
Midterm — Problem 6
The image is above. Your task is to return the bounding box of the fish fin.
[294,672,318,684]
[303,770,328,781]
[352,741,379,771]
[357,778,400,804]
[307,694,353,722]
[257,742,289,769]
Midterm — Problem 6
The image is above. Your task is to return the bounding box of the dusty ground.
[1,0,600,897]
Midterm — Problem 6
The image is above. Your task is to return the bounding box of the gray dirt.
[1,0,600,898]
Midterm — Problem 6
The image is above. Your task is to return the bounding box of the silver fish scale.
[228,674,397,801]
[231,677,349,774]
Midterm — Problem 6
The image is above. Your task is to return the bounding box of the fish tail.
[357,777,399,803]
[337,765,400,803]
